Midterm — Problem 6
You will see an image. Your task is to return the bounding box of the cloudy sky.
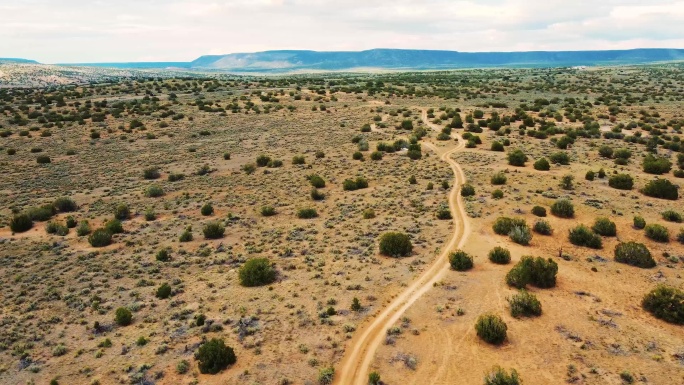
[2,0,683,63]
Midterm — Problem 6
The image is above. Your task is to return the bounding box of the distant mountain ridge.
[5,48,684,72]
[0,58,39,64]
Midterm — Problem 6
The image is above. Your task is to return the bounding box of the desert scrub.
[297,208,318,219]
[449,250,474,271]
[533,220,552,235]
[53,197,77,212]
[45,221,69,236]
[488,247,511,264]
[114,307,132,326]
[460,184,475,197]
[492,217,526,236]
[550,199,574,218]
[633,216,646,229]
[311,188,325,201]
[379,232,412,257]
[475,313,507,345]
[436,206,452,220]
[568,225,602,249]
[506,256,558,289]
[509,225,532,245]
[203,222,225,239]
[201,202,214,216]
[156,283,172,299]
[318,367,335,385]
[307,174,326,188]
[145,185,164,197]
[256,154,271,167]
[239,258,277,287]
[114,203,130,220]
[292,155,306,165]
[608,174,633,190]
[196,338,236,374]
[591,217,616,236]
[156,248,171,262]
[260,206,276,216]
[88,229,112,247]
[492,189,504,199]
[491,172,507,185]
[533,157,550,171]
[76,220,91,236]
[484,366,521,385]
[104,219,124,234]
[641,179,678,200]
[343,177,369,191]
[507,149,527,166]
[614,242,655,268]
[36,155,51,164]
[176,360,190,374]
[531,206,546,217]
[644,224,669,242]
[661,210,682,223]
[508,290,542,318]
[143,167,160,180]
[10,214,33,233]
[642,286,684,325]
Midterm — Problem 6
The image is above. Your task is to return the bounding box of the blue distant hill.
[0,58,39,64]
[20,48,684,72]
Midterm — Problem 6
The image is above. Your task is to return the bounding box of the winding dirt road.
[333,109,472,385]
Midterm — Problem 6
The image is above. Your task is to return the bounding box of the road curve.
[333,109,471,385]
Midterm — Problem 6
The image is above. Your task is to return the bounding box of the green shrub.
[36,155,51,164]
[488,247,511,264]
[260,206,276,216]
[88,229,112,247]
[362,208,376,219]
[559,174,574,190]
[156,248,171,262]
[533,220,553,235]
[179,229,193,242]
[532,157,550,171]
[145,185,164,197]
[608,174,634,190]
[379,232,412,257]
[592,217,616,236]
[203,222,225,239]
[297,208,318,219]
[370,151,383,161]
[505,256,558,289]
[436,206,452,220]
[569,225,602,249]
[368,371,381,385]
[549,152,570,165]
[508,290,542,318]
[156,283,172,299]
[27,205,56,221]
[507,149,527,166]
[449,250,474,271]
[239,258,277,287]
[10,214,33,233]
[292,155,306,165]
[509,225,532,246]
[484,366,521,385]
[53,197,77,212]
[176,360,190,374]
[256,154,271,167]
[642,179,678,200]
[678,229,684,244]
[491,172,507,185]
[45,221,68,236]
[318,367,335,385]
[492,217,526,235]
[196,338,237,374]
[531,206,546,217]
[352,151,363,160]
[598,145,613,158]
[76,220,91,236]
[143,167,160,180]
[104,219,123,234]
[642,154,672,175]
[168,173,185,182]
[662,210,682,223]
[201,203,214,216]
[114,307,132,326]
[343,177,369,191]
[645,224,669,242]
[642,286,684,325]
[597,168,606,178]
[242,163,256,174]
[550,199,574,218]
[311,188,325,201]
[614,242,655,268]
[492,189,504,199]
[585,171,595,181]
[65,216,77,228]
[491,141,504,151]
[475,314,507,345]
[114,204,130,220]
[614,148,632,160]
[308,174,326,188]
[461,184,475,197]
[633,216,646,229]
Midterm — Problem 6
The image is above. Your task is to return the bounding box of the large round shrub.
[533,157,550,171]
[644,224,669,242]
[642,179,678,200]
[196,338,237,374]
[449,250,474,271]
[475,314,507,345]
[492,217,526,236]
[491,172,507,185]
[591,217,616,236]
[533,220,553,235]
[642,154,672,175]
[201,203,214,216]
[114,307,132,326]
[505,256,558,289]
[509,225,532,246]
[104,219,124,234]
[308,174,326,188]
[53,197,78,212]
[488,247,511,264]
[239,258,277,287]
[10,214,33,233]
[614,242,655,268]
[379,232,412,257]
[508,290,542,318]
[156,283,172,299]
[507,149,527,166]
[550,199,574,218]
[531,206,546,217]
[114,204,130,220]
[568,225,602,249]
[608,174,634,190]
[203,222,225,239]
[642,286,684,325]
[88,229,112,247]
[145,185,164,198]
[461,184,475,197]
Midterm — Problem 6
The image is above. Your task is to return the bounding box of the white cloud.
[0,0,682,62]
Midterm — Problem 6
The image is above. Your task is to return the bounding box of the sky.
[1,0,684,63]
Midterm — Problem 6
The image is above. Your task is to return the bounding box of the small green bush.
[491,172,507,185]
[203,222,225,239]
[531,206,546,217]
[292,155,306,165]
[549,152,570,165]
[196,338,237,374]
[642,179,678,200]
[239,258,277,287]
[201,203,214,216]
[509,225,532,246]
[662,210,682,223]
[645,224,669,242]
[379,232,412,257]
[176,360,190,374]
[533,157,550,171]
[36,155,51,164]
[642,286,684,325]
[343,177,369,191]
[642,154,672,175]
[488,247,511,264]
[461,184,475,197]
[614,242,655,268]
[370,151,383,161]
[242,163,256,174]
[352,151,363,160]
[550,199,574,218]
[114,204,130,220]
[10,214,33,233]
[492,217,526,235]
[608,174,634,190]
[592,217,616,236]
[569,225,602,249]
[145,185,164,197]
[311,188,325,201]
[491,141,504,151]
[505,256,558,289]
[27,205,56,221]
[88,229,112,247]
[492,189,504,199]
[507,149,527,166]
[585,171,595,181]
[484,366,521,385]
[65,216,77,228]
[76,221,91,236]
[297,208,318,219]
[308,174,326,188]
[449,250,474,271]
[156,248,171,262]
[436,206,452,220]
[475,313,507,345]
[179,229,193,242]
[53,197,78,212]
[362,208,376,219]
[533,220,553,235]
[508,290,542,318]
[318,367,335,385]
[633,216,646,229]
[156,283,172,299]
[260,206,276,216]
[256,154,271,167]
[115,307,132,326]
[104,219,123,234]
[143,167,160,180]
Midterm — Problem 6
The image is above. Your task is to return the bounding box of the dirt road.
[333,110,471,385]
